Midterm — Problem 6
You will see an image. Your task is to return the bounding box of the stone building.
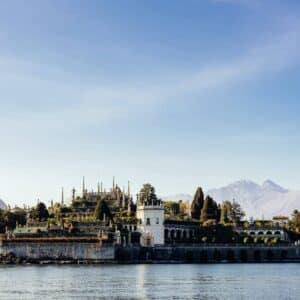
[234,226,289,242]
[136,194,165,246]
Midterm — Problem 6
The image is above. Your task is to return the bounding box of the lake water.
[0,264,299,299]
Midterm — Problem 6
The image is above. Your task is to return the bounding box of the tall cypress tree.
[200,195,218,223]
[94,199,112,222]
[191,187,204,219]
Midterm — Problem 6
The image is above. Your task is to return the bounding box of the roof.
[272,216,289,220]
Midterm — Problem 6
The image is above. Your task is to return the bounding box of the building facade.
[136,203,165,246]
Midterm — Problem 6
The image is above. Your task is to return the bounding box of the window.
[146,218,151,225]
[156,218,159,224]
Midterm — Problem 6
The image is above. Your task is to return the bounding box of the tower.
[97,182,100,195]
[61,187,64,206]
[122,187,126,208]
[136,193,165,246]
[127,197,132,216]
[112,176,115,192]
[72,188,76,201]
[82,176,86,197]
[127,181,131,197]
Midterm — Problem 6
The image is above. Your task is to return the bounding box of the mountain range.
[162,180,300,219]
[0,198,7,210]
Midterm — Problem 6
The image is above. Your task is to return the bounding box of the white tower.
[136,193,165,246]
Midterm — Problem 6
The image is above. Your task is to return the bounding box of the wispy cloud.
[74,24,300,118]
[1,22,300,130]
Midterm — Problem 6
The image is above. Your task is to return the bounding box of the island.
[0,178,300,264]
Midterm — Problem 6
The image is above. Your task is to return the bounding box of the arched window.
[170,230,175,239]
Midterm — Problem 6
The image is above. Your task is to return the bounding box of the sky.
[1,0,300,207]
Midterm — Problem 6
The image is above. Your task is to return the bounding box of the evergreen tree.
[220,200,245,224]
[230,200,245,223]
[191,187,204,219]
[220,201,231,224]
[200,195,218,223]
[163,201,180,216]
[94,199,112,222]
[138,183,160,205]
[30,202,49,221]
[291,210,300,231]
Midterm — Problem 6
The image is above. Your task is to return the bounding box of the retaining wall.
[0,240,115,262]
[116,245,300,263]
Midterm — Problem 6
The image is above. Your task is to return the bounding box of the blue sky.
[1,0,300,206]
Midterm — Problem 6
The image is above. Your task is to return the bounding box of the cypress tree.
[94,199,112,222]
[191,187,204,219]
[200,195,218,223]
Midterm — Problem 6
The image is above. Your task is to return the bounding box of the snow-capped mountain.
[162,180,300,219]
[207,180,300,219]
[0,198,7,209]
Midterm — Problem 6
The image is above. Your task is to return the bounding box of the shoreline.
[1,243,299,265]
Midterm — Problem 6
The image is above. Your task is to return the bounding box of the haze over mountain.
[0,198,7,210]
[163,180,300,219]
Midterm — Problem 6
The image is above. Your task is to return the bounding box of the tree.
[11,208,27,226]
[243,237,250,244]
[138,183,160,206]
[220,201,231,224]
[291,210,300,230]
[200,196,218,223]
[191,187,204,219]
[0,209,27,231]
[30,202,49,221]
[220,200,245,224]
[0,209,5,232]
[163,201,180,217]
[94,199,112,222]
[230,200,245,223]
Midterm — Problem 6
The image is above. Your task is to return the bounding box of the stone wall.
[1,240,300,263]
[116,245,300,263]
[0,241,115,262]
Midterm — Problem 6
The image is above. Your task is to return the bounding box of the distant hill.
[207,180,300,219]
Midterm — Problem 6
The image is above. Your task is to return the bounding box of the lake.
[0,264,299,299]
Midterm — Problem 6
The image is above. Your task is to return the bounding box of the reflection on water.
[0,264,299,299]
